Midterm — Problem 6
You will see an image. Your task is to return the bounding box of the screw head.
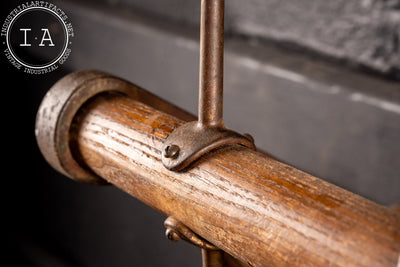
[165,228,181,242]
[164,144,180,159]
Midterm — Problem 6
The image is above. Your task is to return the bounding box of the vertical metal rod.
[202,249,224,267]
[198,0,225,127]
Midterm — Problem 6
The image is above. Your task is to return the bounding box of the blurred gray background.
[3,0,399,266]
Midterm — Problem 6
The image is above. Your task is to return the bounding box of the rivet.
[165,228,181,242]
[164,145,180,159]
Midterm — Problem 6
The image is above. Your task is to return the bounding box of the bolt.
[164,145,180,159]
[165,228,181,242]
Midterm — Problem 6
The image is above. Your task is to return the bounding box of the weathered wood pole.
[36,71,400,267]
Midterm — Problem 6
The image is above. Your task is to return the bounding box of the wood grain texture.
[71,92,400,267]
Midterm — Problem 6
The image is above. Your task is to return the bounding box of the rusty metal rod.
[160,0,254,172]
[198,0,225,127]
[64,91,400,267]
[202,249,224,267]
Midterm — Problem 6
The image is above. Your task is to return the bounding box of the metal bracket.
[162,122,254,171]
[162,0,255,171]
[164,216,219,251]
[164,216,225,267]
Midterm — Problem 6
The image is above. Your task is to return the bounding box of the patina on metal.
[35,70,123,184]
[164,216,224,267]
[162,0,255,171]
[35,70,195,184]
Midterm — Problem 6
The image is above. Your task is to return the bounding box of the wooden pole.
[68,91,400,267]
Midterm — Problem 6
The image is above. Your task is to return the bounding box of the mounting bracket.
[162,0,255,171]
